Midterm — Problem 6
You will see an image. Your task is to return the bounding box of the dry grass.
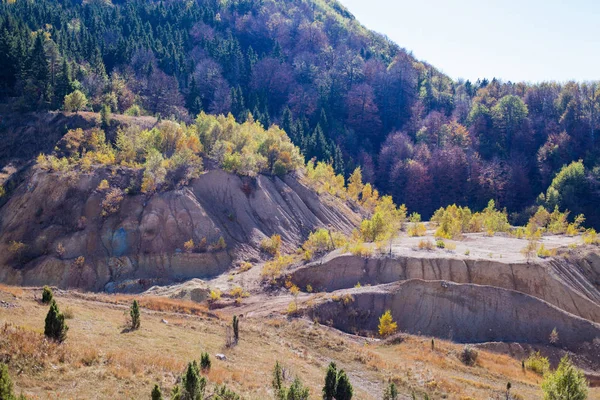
[0,283,24,298]
[0,288,597,399]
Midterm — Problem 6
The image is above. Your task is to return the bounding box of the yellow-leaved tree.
[378,310,397,337]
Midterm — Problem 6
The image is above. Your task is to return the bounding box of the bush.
[213,384,241,400]
[44,300,68,342]
[200,352,211,372]
[537,244,556,258]
[583,228,599,245]
[124,104,142,116]
[418,239,434,250]
[378,310,398,337]
[101,188,124,217]
[42,286,53,304]
[302,228,347,259]
[459,345,478,366]
[542,355,588,400]
[435,239,446,249]
[209,288,222,302]
[348,241,372,257]
[184,239,195,253]
[525,351,550,375]
[261,255,295,282]
[130,300,140,330]
[260,234,282,256]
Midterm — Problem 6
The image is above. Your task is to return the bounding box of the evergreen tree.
[151,384,163,400]
[273,361,285,399]
[322,362,337,400]
[383,382,398,400]
[0,363,14,400]
[200,352,211,372]
[101,104,112,128]
[182,361,206,400]
[54,59,73,107]
[286,377,310,400]
[232,315,239,344]
[44,300,68,343]
[130,300,140,330]
[334,370,353,400]
[29,34,50,99]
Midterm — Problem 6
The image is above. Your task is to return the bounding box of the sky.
[338,0,600,83]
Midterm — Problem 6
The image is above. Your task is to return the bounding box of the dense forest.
[1,0,599,226]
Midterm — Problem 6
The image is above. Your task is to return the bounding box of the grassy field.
[0,284,596,400]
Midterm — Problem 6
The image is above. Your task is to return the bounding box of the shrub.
[101,188,124,217]
[378,310,398,337]
[435,239,446,249]
[184,239,195,253]
[100,104,112,127]
[239,261,252,272]
[130,300,140,330]
[541,355,588,400]
[583,228,599,245]
[214,236,227,250]
[537,244,556,258]
[525,351,550,375]
[418,239,434,250]
[348,241,372,257]
[549,327,559,344]
[408,212,427,237]
[97,179,110,191]
[459,345,478,366]
[44,300,68,342]
[200,352,211,372]
[0,363,15,400]
[521,239,538,261]
[42,285,53,304]
[261,255,295,282]
[209,288,222,302]
[260,234,282,256]
[302,228,347,259]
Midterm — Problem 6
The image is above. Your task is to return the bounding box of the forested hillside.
[1,0,599,226]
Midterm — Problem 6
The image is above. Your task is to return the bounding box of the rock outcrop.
[292,251,600,323]
[310,279,600,354]
[0,168,362,291]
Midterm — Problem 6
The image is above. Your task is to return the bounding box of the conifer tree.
[151,384,163,400]
[232,315,239,344]
[130,300,140,330]
[182,361,206,400]
[322,362,337,400]
[0,363,14,400]
[334,370,353,400]
[383,382,398,400]
[44,300,68,343]
[200,352,211,372]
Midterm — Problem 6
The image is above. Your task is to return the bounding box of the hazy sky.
[338,0,600,83]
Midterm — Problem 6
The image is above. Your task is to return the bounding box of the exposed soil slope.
[0,168,361,291]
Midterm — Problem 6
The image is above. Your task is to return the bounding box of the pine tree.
[273,361,286,400]
[44,300,68,343]
[200,352,211,372]
[383,382,398,400]
[151,384,163,400]
[130,300,140,330]
[0,363,14,400]
[182,361,206,400]
[54,59,73,107]
[334,370,353,400]
[322,362,337,400]
[232,315,239,344]
[286,377,310,400]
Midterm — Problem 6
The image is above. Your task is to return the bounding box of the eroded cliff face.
[310,280,600,356]
[292,250,600,323]
[0,168,362,291]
